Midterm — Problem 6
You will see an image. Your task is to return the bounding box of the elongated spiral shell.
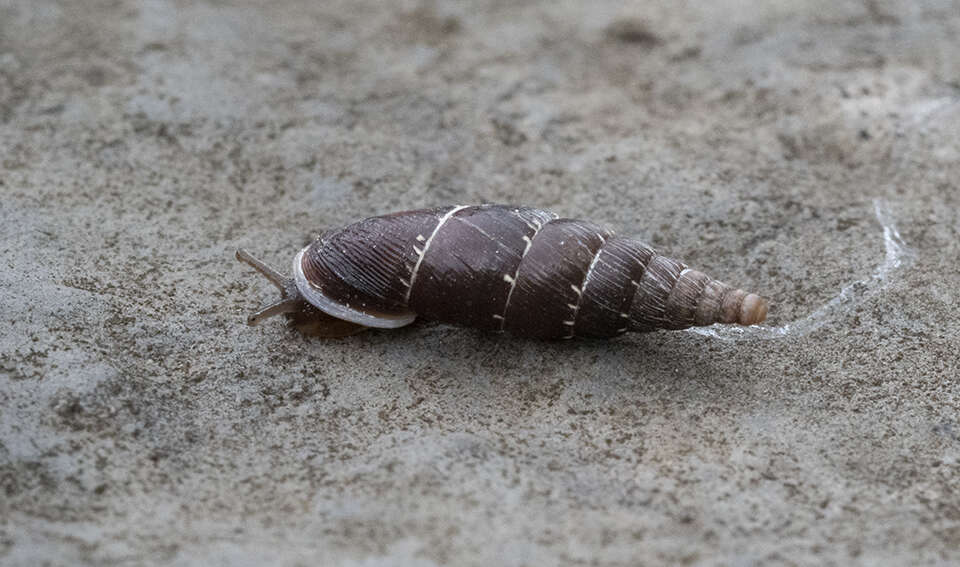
[237,204,769,339]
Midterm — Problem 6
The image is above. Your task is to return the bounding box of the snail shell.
[237,204,769,339]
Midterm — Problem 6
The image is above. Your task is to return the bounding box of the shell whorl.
[294,204,768,338]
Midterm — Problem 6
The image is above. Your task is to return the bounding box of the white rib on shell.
[563,233,610,338]
[404,205,469,302]
[498,210,555,331]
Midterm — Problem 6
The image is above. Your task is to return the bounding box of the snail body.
[237,204,768,338]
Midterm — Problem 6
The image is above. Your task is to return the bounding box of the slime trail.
[689,200,914,342]
[692,95,960,342]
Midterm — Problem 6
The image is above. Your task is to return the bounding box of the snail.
[236,204,769,339]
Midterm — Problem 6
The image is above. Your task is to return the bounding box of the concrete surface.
[2,1,959,565]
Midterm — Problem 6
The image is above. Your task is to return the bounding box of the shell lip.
[292,247,417,329]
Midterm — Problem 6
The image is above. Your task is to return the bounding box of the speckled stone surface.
[2,1,958,565]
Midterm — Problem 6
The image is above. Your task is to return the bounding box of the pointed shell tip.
[739,294,768,326]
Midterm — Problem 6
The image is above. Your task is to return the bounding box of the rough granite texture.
[2,1,959,565]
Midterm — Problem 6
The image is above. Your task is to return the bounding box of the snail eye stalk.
[235,248,303,326]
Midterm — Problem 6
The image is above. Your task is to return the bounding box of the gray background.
[2,1,958,565]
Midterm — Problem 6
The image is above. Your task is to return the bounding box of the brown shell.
[298,204,768,339]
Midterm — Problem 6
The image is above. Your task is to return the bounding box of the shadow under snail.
[237,204,769,338]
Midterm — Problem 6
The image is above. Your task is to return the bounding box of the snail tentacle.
[235,248,305,326]
[236,249,288,291]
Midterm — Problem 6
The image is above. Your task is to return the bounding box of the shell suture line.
[565,236,608,338]
[499,215,553,331]
[404,205,468,302]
